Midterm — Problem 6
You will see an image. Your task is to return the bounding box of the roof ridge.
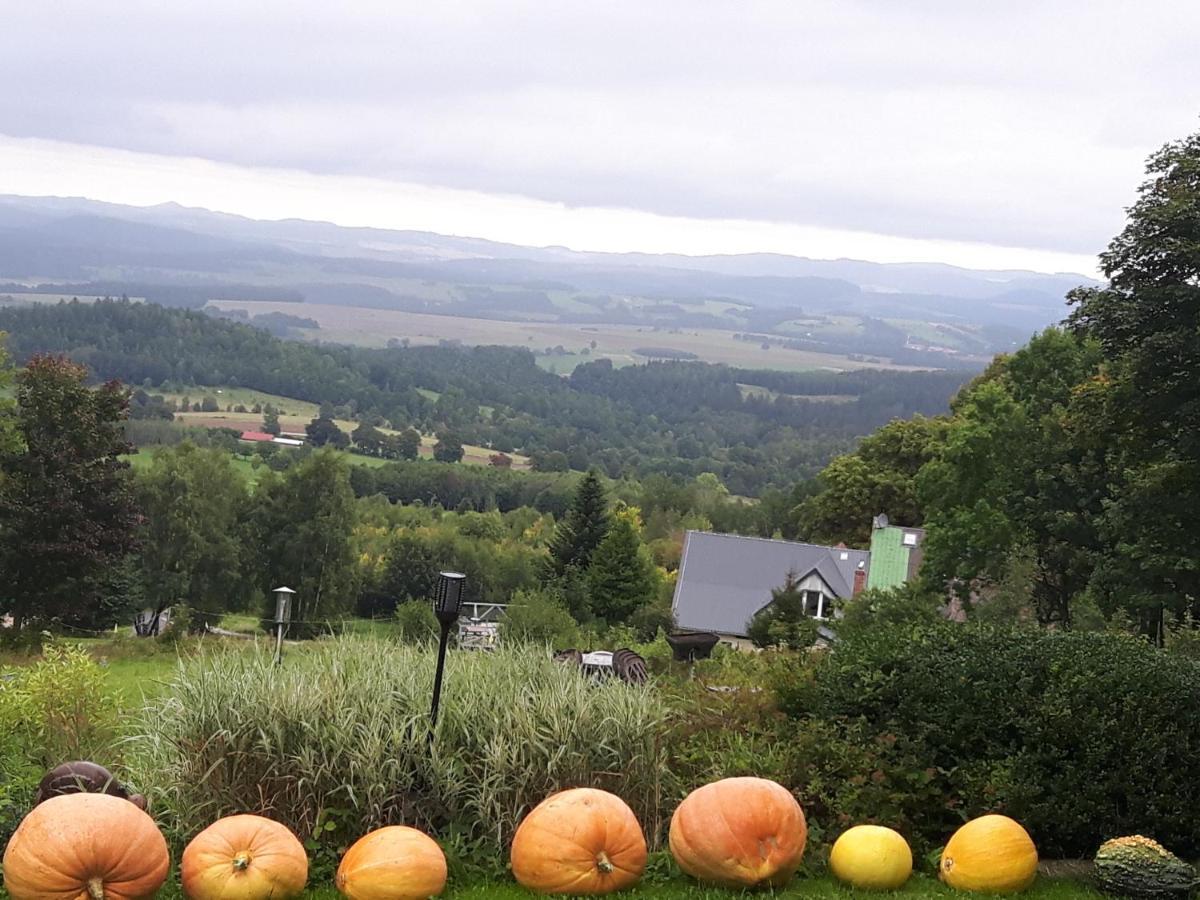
[683,529,868,554]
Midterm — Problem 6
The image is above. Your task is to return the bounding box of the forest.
[0,299,968,495]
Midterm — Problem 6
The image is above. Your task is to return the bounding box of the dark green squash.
[1094,835,1195,898]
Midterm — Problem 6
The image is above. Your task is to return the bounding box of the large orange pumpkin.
[335,825,448,900]
[181,814,308,900]
[510,788,647,895]
[3,792,170,900]
[669,777,807,888]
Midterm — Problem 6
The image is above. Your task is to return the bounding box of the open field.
[206,300,930,374]
[0,292,147,306]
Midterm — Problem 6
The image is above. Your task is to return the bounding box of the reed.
[126,638,672,852]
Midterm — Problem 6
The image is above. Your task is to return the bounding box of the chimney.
[853,562,867,596]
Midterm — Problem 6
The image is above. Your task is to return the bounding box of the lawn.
[41,873,1099,899]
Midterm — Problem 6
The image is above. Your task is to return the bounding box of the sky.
[2,1,1198,275]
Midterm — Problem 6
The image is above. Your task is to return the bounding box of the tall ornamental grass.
[126,638,672,852]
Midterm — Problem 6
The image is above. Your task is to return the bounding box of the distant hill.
[0,194,1100,369]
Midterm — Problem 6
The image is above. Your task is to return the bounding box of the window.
[803,590,822,618]
[839,551,849,560]
[903,532,918,546]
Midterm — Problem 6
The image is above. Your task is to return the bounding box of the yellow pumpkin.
[829,825,913,890]
[3,792,170,900]
[940,814,1038,893]
[669,777,807,888]
[335,826,447,900]
[181,814,308,899]
[510,788,647,895]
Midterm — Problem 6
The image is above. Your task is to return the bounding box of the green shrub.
[0,642,121,843]
[502,588,579,648]
[394,601,438,644]
[778,621,1200,857]
[127,639,671,855]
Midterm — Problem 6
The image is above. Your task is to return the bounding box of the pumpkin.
[35,760,147,810]
[181,814,308,900]
[940,814,1038,893]
[510,788,647,895]
[335,826,448,900]
[829,825,913,890]
[3,792,170,900]
[669,776,807,888]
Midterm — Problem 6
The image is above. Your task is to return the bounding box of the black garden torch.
[429,572,466,737]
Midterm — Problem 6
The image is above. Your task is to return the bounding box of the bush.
[394,601,438,644]
[128,639,671,855]
[778,621,1200,857]
[0,642,121,844]
[502,588,579,648]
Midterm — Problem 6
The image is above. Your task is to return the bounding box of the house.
[865,514,925,591]
[239,430,276,443]
[670,531,870,647]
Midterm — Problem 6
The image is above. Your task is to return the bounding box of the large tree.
[135,443,252,631]
[0,355,141,630]
[917,329,1105,628]
[1067,129,1200,636]
[544,469,610,580]
[249,449,359,634]
[796,416,951,547]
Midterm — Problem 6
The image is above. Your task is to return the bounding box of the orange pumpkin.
[335,826,448,900]
[3,792,170,900]
[181,814,308,900]
[510,788,647,895]
[669,777,807,888]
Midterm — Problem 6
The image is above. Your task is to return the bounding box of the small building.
[671,531,870,647]
[865,514,925,591]
[272,437,304,447]
[239,430,276,443]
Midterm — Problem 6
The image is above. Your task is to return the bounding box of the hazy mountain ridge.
[0,194,1100,367]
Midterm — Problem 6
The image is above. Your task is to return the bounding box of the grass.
[30,873,1099,899]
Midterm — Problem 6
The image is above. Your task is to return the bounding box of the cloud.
[0,0,1196,258]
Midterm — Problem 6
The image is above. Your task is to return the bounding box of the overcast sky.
[2,1,1197,274]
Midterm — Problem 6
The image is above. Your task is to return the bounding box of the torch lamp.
[429,572,466,737]
[272,586,295,667]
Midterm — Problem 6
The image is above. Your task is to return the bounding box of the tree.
[797,416,950,547]
[352,422,385,456]
[745,571,821,650]
[0,356,141,630]
[379,531,440,606]
[917,330,1105,628]
[135,443,252,631]
[432,432,465,463]
[396,428,421,461]
[585,515,659,625]
[248,450,358,634]
[262,404,281,436]
[545,470,610,579]
[1067,129,1200,638]
[0,335,18,459]
[489,452,513,468]
[305,416,349,449]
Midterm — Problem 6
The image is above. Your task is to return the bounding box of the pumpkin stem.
[87,877,106,900]
[233,852,252,872]
[596,851,614,875]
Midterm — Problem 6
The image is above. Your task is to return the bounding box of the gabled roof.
[671,531,870,637]
[240,431,275,442]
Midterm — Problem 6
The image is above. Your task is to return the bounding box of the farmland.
[206,300,931,374]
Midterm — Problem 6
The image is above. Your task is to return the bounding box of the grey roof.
[671,531,871,637]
